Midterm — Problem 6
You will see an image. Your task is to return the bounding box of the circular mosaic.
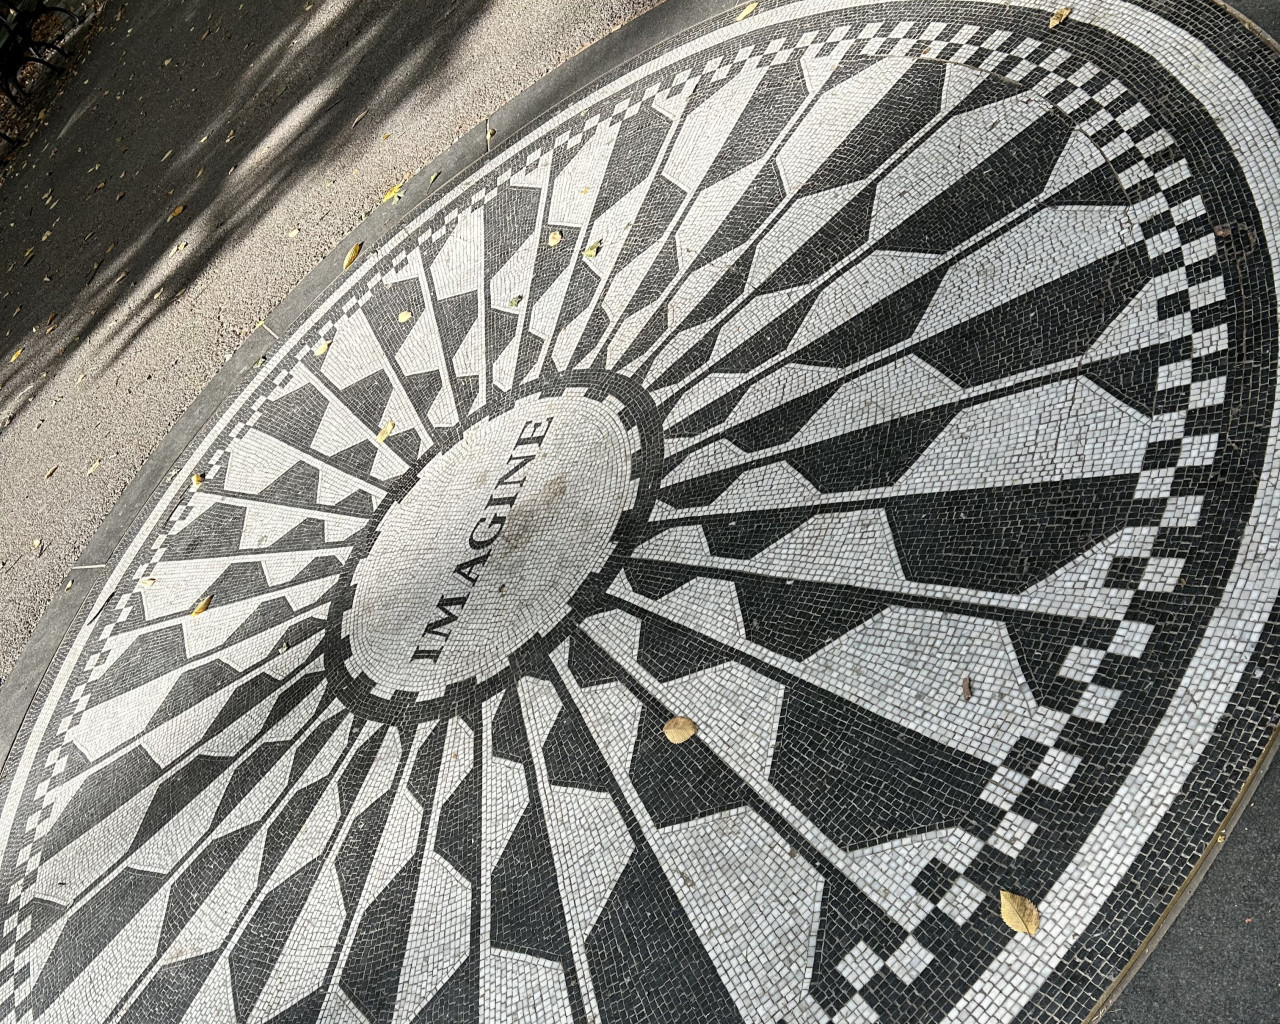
[3,1,1280,1022]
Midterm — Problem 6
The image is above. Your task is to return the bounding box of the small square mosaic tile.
[2,1,1280,1021]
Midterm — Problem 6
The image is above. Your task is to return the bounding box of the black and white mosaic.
[4,0,1280,1020]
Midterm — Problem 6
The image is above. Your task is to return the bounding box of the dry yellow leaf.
[1049,6,1070,27]
[65,578,73,592]
[376,420,395,443]
[429,171,439,183]
[140,577,156,587]
[736,1,757,20]
[382,133,391,140]
[382,183,402,204]
[191,473,204,489]
[547,230,563,247]
[398,311,412,323]
[161,149,173,161]
[343,242,362,270]
[314,338,331,357]
[352,110,368,128]
[508,294,523,308]
[44,466,57,480]
[1000,891,1040,935]
[86,459,100,475]
[168,205,185,221]
[191,595,212,617]
[663,716,697,744]
[31,538,41,549]
[9,348,21,363]
[583,240,601,259]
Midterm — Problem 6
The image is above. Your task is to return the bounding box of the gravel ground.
[0,0,660,679]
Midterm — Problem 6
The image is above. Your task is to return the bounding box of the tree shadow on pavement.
[0,0,498,420]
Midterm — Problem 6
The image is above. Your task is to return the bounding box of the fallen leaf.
[226,129,235,142]
[962,676,972,701]
[486,128,495,140]
[376,420,395,443]
[381,183,402,204]
[9,348,20,363]
[382,133,391,140]
[288,228,299,238]
[343,242,362,270]
[547,230,562,247]
[507,294,523,308]
[31,538,41,552]
[583,240,602,258]
[398,311,412,323]
[352,110,367,128]
[140,578,157,587]
[65,578,73,591]
[1049,6,1071,27]
[44,466,56,479]
[191,595,212,616]
[663,716,697,744]
[161,149,172,161]
[1000,891,1040,935]
[168,204,185,221]
[736,1,757,19]
[314,338,331,357]
[191,473,204,489]
[86,459,100,475]
[164,57,172,66]
[429,171,439,183]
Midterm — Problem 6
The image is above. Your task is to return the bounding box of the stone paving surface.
[2,1,1280,1022]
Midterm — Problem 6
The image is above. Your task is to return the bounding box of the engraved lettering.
[409,419,554,664]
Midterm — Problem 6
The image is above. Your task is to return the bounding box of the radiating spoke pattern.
[2,3,1278,1023]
